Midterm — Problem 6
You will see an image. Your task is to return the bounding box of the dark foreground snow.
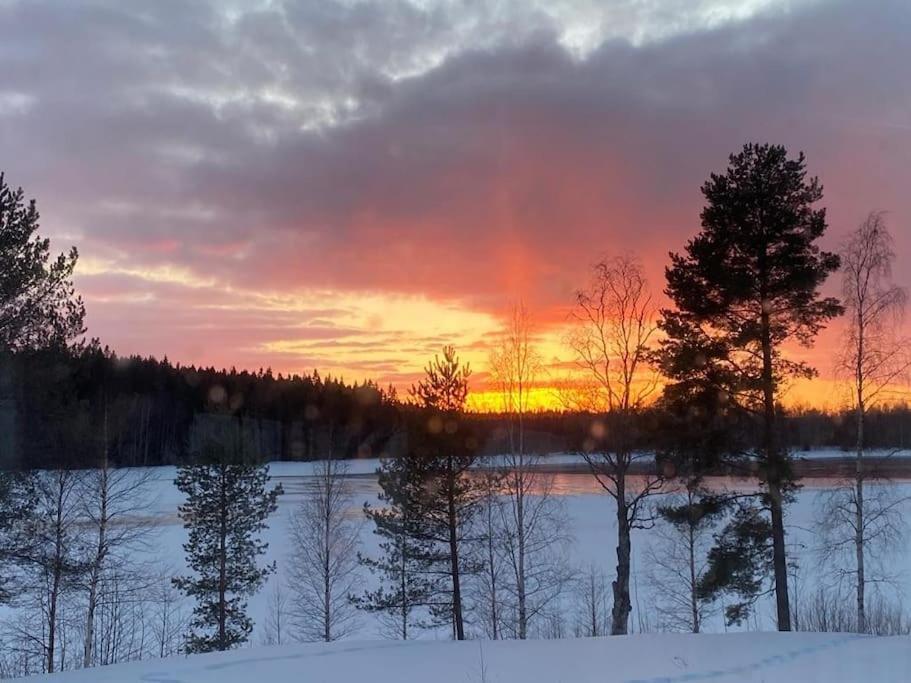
[19,632,911,682]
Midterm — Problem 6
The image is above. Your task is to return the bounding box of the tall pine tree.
[353,347,484,640]
[657,143,842,630]
[173,417,283,652]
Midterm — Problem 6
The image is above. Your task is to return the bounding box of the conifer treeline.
[0,343,402,469]
[4,343,911,471]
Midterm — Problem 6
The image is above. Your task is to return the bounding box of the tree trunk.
[323,466,332,642]
[768,490,790,630]
[48,565,60,673]
[83,524,105,667]
[855,373,866,633]
[760,302,791,631]
[218,467,228,650]
[84,406,109,668]
[590,572,599,635]
[611,474,631,635]
[446,457,465,640]
[853,301,867,634]
[855,462,865,633]
[400,528,408,640]
[688,519,699,633]
[516,454,527,639]
[486,488,499,639]
[83,564,100,667]
[47,474,66,673]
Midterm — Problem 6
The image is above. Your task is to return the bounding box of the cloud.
[0,0,908,387]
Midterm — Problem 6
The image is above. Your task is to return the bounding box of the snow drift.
[18,632,911,682]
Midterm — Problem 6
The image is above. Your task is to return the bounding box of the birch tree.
[475,470,507,639]
[261,581,289,646]
[572,564,611,637]
[488,304,572,639]
[831,211,911,632]
[287,457,361,642]
[646,488,722,633]
[26,469,85,673]
[568,256,663,634]
[79,398,158,668]
[148,568,188,658]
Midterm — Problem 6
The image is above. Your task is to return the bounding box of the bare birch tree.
[645,488,720,633]
[23,468,85,673]
[572,564,611,637]
[474,470,508,639]
[488,304,572,639]
[79,398,158,668]
[261,581,289,646]
[287,457,361,642]
[148,567,188,658]
[829,212,911,632]
[815,482,907,630]
[567,255,663,634]
[84,568,151,666]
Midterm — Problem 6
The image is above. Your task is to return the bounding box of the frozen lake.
[115,451,911,641]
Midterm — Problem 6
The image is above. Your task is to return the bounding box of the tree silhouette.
[173,422,282,652]
[0,172,84,351]
[658,143,842,630]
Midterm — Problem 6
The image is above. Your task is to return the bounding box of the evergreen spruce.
[173,421,282,652]
[657,143,842,630]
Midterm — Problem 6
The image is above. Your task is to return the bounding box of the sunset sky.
[1,0,909,409]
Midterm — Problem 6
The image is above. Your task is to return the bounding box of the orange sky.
[3,0,910,411]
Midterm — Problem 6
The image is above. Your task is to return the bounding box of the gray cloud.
[1,0,909,370]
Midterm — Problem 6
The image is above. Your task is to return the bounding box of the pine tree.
[354,454,443,639]
[697,503,774,626]
[356,348,483,640]
[0,471,34,605]
[173,420,282,652]
[0,172,84,351]
[657,143,842,630]
[408,346,484,640]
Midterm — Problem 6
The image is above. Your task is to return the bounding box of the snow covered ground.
[18,631,911,682]
[5,450,911,680]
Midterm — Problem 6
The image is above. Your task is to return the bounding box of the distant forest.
[2,344,910,470]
